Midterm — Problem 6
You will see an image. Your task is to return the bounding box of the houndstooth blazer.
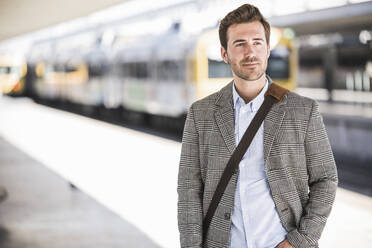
[177,78,338,248]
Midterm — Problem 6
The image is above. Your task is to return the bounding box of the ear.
[221,46,228,63]
[267,43,271,58]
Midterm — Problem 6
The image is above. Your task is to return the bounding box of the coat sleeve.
[177,104,204,248]
[287,100,338,248]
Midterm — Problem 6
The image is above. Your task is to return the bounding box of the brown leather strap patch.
[264,82,289,103]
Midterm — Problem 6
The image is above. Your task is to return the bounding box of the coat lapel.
[263,93,287,162]
[214,81,236,155]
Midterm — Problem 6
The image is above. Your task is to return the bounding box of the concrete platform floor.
[0,96,372,247]
[0,137,160,248]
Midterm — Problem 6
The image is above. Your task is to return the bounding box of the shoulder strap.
[202,82,288,240]
[264,81,289,103]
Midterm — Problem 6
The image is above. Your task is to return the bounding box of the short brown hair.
[219,4,271,50]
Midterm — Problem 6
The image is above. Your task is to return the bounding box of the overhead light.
[359,30,372,44]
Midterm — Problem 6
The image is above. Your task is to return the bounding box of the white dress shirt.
[229,80,287,248]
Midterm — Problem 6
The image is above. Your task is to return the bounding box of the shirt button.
[224,212,231,220]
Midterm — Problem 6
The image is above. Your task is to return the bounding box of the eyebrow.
[232,39,246,44]
[232,38,264,44]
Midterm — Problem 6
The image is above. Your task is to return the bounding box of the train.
[2,23,297,131]
[0,53,28,96]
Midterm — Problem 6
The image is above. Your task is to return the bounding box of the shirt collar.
[232,78,268,112]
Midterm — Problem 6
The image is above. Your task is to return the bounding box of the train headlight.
[359,30,372,45]
[36,63,45,77]
[283,28,295,40]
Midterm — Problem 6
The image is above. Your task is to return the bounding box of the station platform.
[0,136,160,248]
[0,96,371,247]
[318,101,372,119]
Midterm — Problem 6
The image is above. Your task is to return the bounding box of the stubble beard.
[227,56,267,82]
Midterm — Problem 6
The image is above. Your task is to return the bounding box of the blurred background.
[0,0,371,247]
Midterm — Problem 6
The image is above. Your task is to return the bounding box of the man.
[177,3,338,248]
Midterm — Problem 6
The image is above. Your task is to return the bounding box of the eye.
[254,41,262,45]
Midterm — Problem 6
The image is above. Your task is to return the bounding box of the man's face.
[221,21,270,81]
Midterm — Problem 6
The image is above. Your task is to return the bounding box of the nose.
[243,44,255,57]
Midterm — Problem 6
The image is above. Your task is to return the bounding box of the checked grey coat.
[177,78,338,248]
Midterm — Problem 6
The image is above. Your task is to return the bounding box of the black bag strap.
[202,82,288,240]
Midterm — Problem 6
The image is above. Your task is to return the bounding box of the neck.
[233,74,266,104]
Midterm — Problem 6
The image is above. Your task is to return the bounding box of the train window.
[267,46,290,79]
[0,66,14,75]
[116,62,150,79]
[88,63,106,77]
[65,65,78,73]
[208,59,233,78]
[124,62,149,79]
[135,62,149,79]
[128,63,136,77]
[53,64,65,72]
[0,66,11,75]
[156,60,185,81]
[116,63,129,77]
[267,56,289,79]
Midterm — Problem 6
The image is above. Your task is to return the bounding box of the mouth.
[241,63,259,67]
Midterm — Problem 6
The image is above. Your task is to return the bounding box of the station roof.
[269,1,372,35]
[1,0,372,43]
[0,0,128,41]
